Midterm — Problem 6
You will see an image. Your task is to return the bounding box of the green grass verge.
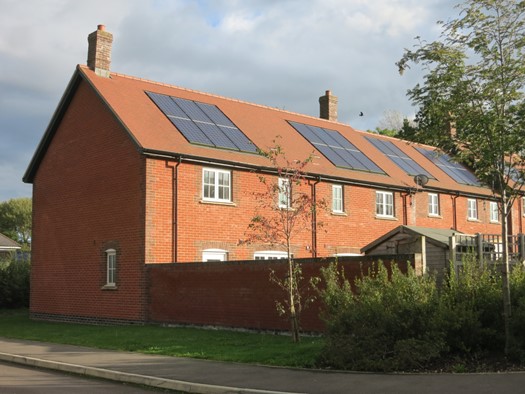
[0,309,323,368]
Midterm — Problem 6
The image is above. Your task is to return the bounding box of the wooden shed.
[361,225,462,283]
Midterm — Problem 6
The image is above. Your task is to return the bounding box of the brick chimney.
[87,25,113,78]
[319,90,338,121]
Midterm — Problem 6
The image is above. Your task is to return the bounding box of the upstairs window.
[278,178,291,209]
[467,198,478,220]
[332,184,344,213]
[376,191,394,218]
[203,168,231,202]
[428,193,440,216]
[490,201,499,223]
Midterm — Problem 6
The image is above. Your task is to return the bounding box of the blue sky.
[0,0,458,201]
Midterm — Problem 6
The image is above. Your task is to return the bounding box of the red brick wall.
[412,192,504,234]
[30,79,147,322]
[147,256,413,332]
[144,160,513,263]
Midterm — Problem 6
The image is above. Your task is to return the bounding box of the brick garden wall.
[146,255,417,332]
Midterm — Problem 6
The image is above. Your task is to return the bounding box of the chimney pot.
[319,90,338,122]
[87,24,113,78]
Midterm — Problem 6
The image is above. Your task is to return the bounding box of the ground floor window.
[202,249,228,262]
[254,251,290,260]
[105,249,116,286]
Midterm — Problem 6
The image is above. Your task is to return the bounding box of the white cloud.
[0,0,459,201]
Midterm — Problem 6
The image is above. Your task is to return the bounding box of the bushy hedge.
[318,258,525,371]
[0,258,30,308]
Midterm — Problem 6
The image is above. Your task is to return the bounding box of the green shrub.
[318,256,525,372]
[439,256,504,356]
[319,262,445,371]
[509,264,525,361]
[0,258,30,308]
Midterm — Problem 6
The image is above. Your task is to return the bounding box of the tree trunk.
[501,194,512,356]
[288,257,300,343]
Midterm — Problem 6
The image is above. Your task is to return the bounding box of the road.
[0,361,173,393]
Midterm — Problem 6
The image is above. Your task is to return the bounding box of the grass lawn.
[0,309,323,368]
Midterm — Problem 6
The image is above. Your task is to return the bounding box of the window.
[467,198,478,220]
[278,178,291,209]
[203,168,231,202]
[522,197,525,216]
[254,251,290,260]
[332,184,344,213]
[490,201,499,223]
[202,249,227,262]
[428,193,440,216]
[376,191,394,218]
[105,249,116,286]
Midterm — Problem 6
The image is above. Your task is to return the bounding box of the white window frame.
[467,198,478,220]
[202,249,228,262]
[278,177,291,209]
[332,184,344,213]
[490,201,499,223]
[375,191,394,218]
[202,168,231,203]
[254,251,290,260]
[106,249,116,286]
[522,197,525,217]
[428,193,440,216]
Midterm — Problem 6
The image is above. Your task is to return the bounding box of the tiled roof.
[25,64,492,198]
[361,225,463,252]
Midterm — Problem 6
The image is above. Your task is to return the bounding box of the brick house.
[23,26,525,324]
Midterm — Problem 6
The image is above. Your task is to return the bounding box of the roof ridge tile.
[78,64,352,129]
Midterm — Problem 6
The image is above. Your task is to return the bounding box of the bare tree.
[244,143,326,342]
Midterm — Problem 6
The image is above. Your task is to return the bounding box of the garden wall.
[146,254,419,332]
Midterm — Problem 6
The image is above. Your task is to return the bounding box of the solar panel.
[415,147,480,186]
[197,123,239,150]
[146,92,258,153]
[288,121,384,174]
[170,118,212,146]
[172,97,210,123]
[196,102,236,127]
[366,137,433,177]
[220,126,258,152]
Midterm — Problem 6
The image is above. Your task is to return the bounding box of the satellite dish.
[414,174,429,187]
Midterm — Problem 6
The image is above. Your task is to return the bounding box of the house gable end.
[23,66,144,184]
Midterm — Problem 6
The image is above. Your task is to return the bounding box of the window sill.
[490,221,500,224]
[375,215,398,221]
[101,284,118,290]
[200,200,237,207]
[428,214,442,219]
[331,211,348,217]
[467,218,480,222]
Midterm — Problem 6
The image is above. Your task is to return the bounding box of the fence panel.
[451,233,524,270]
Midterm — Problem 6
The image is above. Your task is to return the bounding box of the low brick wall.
[146,254,417,332]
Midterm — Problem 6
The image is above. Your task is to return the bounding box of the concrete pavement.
[1,337,525,393]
